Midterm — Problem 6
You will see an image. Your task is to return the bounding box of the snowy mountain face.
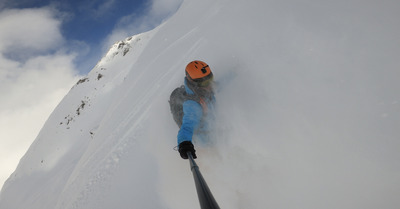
[1,0,400,208]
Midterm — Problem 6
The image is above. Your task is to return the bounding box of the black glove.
[178,141,197,159]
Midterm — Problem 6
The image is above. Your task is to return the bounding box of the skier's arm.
[177,100,203,145]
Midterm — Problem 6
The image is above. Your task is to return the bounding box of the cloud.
[0,7,80,188]
[101,0,183,50]
[0,8,64,60]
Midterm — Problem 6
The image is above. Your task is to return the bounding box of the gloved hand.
[178,141,197,159]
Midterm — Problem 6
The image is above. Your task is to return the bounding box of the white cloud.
[0,7,80,189]
[0,8,64,58]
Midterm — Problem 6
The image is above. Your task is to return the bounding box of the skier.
[169,60,215,159]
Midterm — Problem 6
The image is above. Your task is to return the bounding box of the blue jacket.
[177,79,215,145]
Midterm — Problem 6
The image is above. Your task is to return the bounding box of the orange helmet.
[185,60,213,82]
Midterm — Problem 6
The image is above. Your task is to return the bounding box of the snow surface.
[1,0,400,208]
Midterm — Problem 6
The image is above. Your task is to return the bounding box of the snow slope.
[1,0,400,208]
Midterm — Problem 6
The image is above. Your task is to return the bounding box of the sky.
[0,0,183,189]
